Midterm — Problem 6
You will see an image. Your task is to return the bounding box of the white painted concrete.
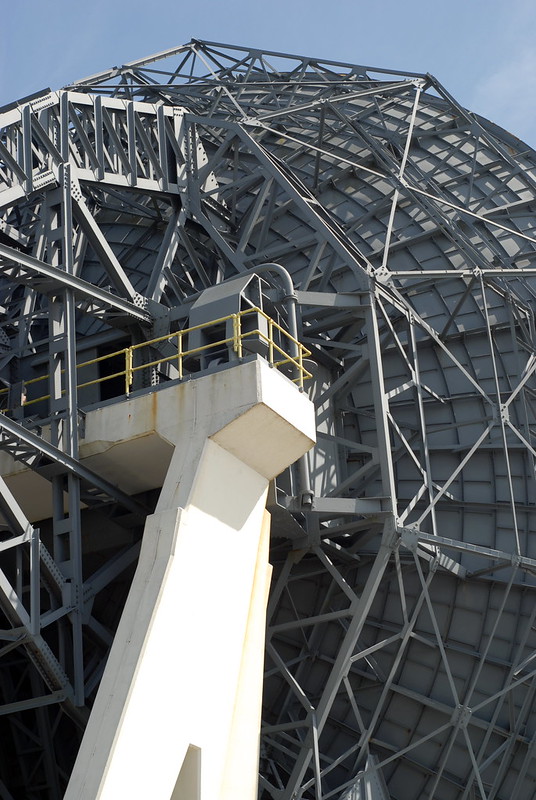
[64,358,315,800]
[220,510,273,799]
[0,356,314,521]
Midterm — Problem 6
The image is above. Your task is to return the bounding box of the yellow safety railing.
[1,307,312,412]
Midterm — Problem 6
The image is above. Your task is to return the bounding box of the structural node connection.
[0,39,535,800]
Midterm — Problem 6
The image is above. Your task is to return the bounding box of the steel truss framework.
[0,40,535,799]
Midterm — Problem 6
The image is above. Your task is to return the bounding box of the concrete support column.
[65,358,315,800]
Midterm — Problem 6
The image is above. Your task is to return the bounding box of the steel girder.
[0,40,535,799]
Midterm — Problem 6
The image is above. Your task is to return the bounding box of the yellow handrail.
[5,307,312,412]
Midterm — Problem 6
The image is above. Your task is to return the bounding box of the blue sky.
[2,0,536,148]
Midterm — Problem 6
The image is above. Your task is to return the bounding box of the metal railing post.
[231,313,237,355]
[177,332,183,379]
[125,347,133,395]
[232,313,243,358]
[237,313,243,358]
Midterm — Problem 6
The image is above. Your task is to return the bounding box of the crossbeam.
[0,243,152,325]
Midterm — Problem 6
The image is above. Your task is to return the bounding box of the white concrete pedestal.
[65,358,315,800]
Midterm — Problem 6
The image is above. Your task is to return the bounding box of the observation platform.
[0,305,312,522]
[0,356,313,522]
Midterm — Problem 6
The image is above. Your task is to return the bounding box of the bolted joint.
[300,489,314,509]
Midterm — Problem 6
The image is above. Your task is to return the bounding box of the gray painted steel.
[0,40,535,799]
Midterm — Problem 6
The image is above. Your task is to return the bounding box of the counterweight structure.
[0,40,535,800]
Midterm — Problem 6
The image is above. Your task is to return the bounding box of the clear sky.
[2,0,535,148]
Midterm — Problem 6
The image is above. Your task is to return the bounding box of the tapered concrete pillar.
[65,358,315,800]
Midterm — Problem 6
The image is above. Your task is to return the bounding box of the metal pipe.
[251,263,299,357]
[252,263,313,508]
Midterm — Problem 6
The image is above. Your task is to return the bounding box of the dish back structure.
[0,40,535,800]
